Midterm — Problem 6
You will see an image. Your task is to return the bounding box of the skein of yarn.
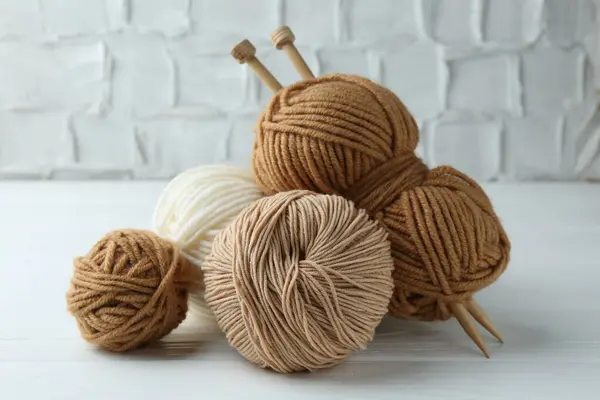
[233,28,510,357]
[153,165,262,329]
[204,190,394,373]
[253,74,510,322]
[66,229,196,352]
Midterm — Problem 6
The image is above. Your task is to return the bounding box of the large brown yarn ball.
[66,229,197,351]
[203,190,394,373]
[252,74,510,322]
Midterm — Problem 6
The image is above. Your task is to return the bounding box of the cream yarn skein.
[153,164,263,329]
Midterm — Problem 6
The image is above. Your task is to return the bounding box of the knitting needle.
[449,302,490,358]
[270,26,315,80]
[466,299,504,343]
[231,39,282,93]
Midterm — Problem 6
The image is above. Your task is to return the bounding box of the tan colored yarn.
[252,74,510,321]
[203,190,394,373]
[66,229,197,352]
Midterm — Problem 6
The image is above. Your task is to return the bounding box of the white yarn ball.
[153,164,263,331]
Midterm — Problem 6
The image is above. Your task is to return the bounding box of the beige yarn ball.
[153,164,262,331]
[204,190,394,373]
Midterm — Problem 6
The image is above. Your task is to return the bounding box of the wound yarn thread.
[204,190,394,373]
[66,229,196,352]
[252,74,510,321]
[153,165,262,328]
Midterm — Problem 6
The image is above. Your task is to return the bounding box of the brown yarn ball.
[203,190,394,373]
[252,74,510,322]
[66,229,197,351]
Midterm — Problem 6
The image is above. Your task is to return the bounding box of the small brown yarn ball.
[252,74,510,321]
[203,190,394,373]
[66,229,197,352]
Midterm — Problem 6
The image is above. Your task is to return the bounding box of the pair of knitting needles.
[230,26,503,358]
[231,26,314,91]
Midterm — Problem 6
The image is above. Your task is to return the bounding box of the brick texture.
[448,54,521,115]
[0,0,597,181]
[0,41,107,112]
[430,118,502,181]
[130,0,190,37]
[481,0,543,46]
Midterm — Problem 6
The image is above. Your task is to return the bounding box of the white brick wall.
[0,0,598,181]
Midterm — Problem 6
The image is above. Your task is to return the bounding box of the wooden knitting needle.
[231,39,282,93]
[466,299,504,343]
[449,302,490,358]
[270,26,315,80]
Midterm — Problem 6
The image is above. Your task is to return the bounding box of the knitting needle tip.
[449,302,491,358]
[467,299,504,343]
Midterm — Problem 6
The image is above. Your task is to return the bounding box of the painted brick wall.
[0,0,598,181]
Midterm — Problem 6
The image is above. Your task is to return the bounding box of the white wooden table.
[1,182,599,399]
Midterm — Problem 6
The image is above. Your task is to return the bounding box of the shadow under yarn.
[278,310,550,385]
[93,314,221,359]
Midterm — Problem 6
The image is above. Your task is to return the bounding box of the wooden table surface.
[1,181,599,399]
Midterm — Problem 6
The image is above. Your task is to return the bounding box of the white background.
[0,0,599,182]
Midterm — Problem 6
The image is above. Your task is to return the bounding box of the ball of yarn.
[204,190,394,373]
[66,229,196,352]
[153,165,262,327]
[252,74,510,321]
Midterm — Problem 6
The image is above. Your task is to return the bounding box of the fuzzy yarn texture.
[66,229,196,352]
[153,165,262,329]
[252,74,511,321]
[204,190,394,373]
